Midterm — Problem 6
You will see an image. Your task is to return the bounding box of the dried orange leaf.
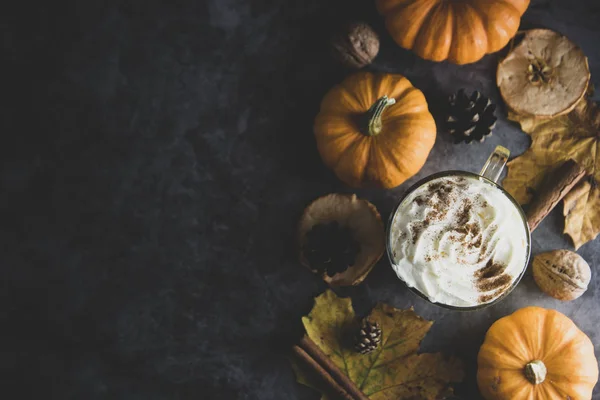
[503,98,600,249]
[291,290,464,399]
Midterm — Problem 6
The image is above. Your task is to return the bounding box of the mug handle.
[480,146,510,184]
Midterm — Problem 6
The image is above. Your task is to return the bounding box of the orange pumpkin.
[376,0,530,65]
[478,307,599,400]
[314,72,436,189]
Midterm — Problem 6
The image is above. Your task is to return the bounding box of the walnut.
[331,22,379,69]
[532,250,591,301]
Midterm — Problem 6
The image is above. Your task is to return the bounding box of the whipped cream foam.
[389,175,529,307]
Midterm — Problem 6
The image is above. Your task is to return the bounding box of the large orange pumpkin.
[314,72,436,189]
[478,307,599,400]
[376,0,530,64]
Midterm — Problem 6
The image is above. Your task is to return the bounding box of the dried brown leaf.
[503,98,600,249]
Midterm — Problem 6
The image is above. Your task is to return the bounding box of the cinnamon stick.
[526,159,586,232]
[293,335,369,400]
[292,345,356,400]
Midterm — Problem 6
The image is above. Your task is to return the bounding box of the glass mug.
[386,146,532,311]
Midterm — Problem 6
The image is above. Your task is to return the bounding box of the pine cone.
[355,318,382,354]
[445,89,497,144]
[302,221,360,277]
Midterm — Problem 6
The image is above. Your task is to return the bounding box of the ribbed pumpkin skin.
[314,72,436,189]
[477,307,599,400]
[376,0,530,64]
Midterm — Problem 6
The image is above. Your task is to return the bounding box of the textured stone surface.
[1,0,599,399]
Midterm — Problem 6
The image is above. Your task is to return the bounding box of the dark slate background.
[2,0,599,399]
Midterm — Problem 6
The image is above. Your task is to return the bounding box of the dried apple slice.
[497,29,590,118]
[298,194,384,286]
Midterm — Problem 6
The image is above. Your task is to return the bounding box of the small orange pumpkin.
[376,0,530,64]
[478,307,599,400]
[314,72,436,189]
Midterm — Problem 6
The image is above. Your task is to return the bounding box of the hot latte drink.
[389,175,529,307]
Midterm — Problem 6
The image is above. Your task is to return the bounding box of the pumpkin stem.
[524,360,547,384]
[364,96,396,136]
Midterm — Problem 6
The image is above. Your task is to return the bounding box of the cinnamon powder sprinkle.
[470,235,482,249]
[478,284,511,304]
[456,201,472,226]
[475,258,511,293]
[478,293,496,304]
[475,259,506,279]
[411,222,425,244]
[476,273,511,292]
[477,285,508,303]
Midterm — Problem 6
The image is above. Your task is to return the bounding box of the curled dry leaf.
[291,290,464,400]
[562,178,600,249]
[503,98,600,249]
[298,194,385,286]
[532,250,591,301]
[497,29,590,117]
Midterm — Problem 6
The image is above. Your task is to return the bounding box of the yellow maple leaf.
[291,290,464,399]
[503,98,600,249]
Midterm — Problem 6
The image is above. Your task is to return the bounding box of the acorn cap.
[497,29,590,118]
[298,194,384,286]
